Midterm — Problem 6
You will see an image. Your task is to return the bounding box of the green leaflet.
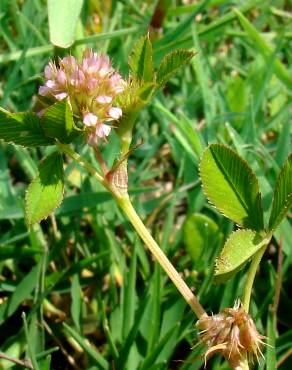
[128,35,154,83]
[41,100,81,143]
[25,152,64,225]
[214,229,270,284]
[200,144,264,231]
[156,49,195,87]
[48,0,83,48]
[269,153,292,231]
[0,108,54,147]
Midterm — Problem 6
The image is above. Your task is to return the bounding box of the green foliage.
[214,230,270,283]
[128,35,154,83]
[183,213,222,262]
[25,152,64,225]
[234,8,292,91]
[156,49,195,87]
[41,100,81,143]
[200,144,264,231]
[0,1,292,369]
[7,265,40,318]
[48,0,83,48]
[0,109,54,147]
[268,153,292,230]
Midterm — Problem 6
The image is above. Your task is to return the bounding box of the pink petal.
[44,64,54,79]
[96,95,112,104]
[113,85,124,94]
[39,85,50,96]
[54,92,68,100]
[62,56,77,70]
[46,80,57,89]
[110,73,125,93]
[98,55,112,76]
[108,107,122,120]
[87,77,98,91]
[71,70,85,87]
[96,124,111,138]
[83,112,98,127]
[57,70,67,85]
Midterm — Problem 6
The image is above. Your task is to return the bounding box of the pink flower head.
[39,49,126,144]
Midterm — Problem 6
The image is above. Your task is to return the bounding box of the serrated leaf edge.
[199,143,264,230]
[0,108,54,147]
[214,228,270,277]
[156,49,196,87]
[128,34,154,82]
[25,153,64,225]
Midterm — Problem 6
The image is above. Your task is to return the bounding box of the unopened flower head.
[196,301,266,368]
[39,49,126,143]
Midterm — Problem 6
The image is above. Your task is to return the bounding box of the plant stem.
[0,352,33,370]
[57,143,115,194]
[228,354,250,370]
[58,143,206,319]
[117,195,206,319]
[242,245,267,312]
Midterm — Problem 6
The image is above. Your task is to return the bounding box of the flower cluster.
[196,301,266,367]
[39,49,126,143]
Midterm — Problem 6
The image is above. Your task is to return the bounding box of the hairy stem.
[117,195,206,318]
[58,143,206,319]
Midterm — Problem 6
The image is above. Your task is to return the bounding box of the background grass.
[0,0,291,369]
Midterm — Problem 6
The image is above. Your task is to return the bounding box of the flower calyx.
[196,301,266,369]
